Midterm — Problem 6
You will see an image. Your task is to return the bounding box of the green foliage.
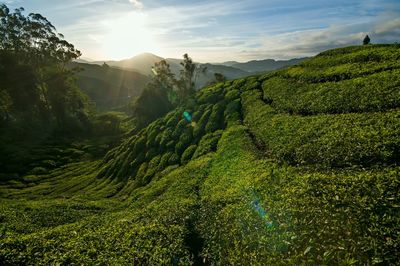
[1,44,399,265]
[0,4,94,177]
[91,112,125,136]
[224,99,242,125]
[193,108,211,139]
[181,145,197,164]
[131,84,173,128]
[0,5,86,128]
[192,130,223,159]
[243,87,400,167]
[262,70,400,115]
[242,45,400,168]
[0,5,80,64]
[197,83,224,104]
[168,153,180,165]
[198,125,400,265]
[130,54,205,127]
[205,101,226,133]
[282,45,400,83]
[71,62,149,112]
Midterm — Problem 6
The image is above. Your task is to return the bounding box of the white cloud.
[129,0,143,9]
[235,14,400,60]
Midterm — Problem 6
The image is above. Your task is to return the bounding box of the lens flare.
[183,111,192,122]
[249,189,274,229]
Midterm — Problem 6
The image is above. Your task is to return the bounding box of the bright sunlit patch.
[102,12,159,60]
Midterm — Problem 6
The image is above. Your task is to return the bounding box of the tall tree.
[363,35,371,45]
[151,59,177,103]
[177,53,206,104]
[0,4,88,130]
[131,54,206,128]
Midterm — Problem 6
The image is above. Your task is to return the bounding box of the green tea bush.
[262,69,400,115]
[224,99,242,125]
[205,102,226,133]
[196,83,224,104]
[180,145,197,164]
[243,88,400,167]
[193,109,211,139]
[192,130,223,159]
[168,153,180,165]
[158,152,173,171]
[4,44,398,265]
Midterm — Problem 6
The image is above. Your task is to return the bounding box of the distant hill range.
[85,52,308,79]
[228,58,307,73]
[73,53,307,111]
[90,53,251,87]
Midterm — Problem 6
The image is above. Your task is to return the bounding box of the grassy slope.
[1,45,399,265]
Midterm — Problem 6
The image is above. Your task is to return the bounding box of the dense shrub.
[205,102,226,133]
[262,69,400,115]
[243,89,400,167]
[224,99,241,125]
[180,145,197,164]
[192,130,223,159]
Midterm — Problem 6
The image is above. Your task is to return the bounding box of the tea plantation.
[1,44,399,265]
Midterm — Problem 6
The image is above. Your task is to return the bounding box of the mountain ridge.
[85,52,308,76]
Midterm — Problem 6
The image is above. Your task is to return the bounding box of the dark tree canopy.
[177,54,206,104]
[0,4,88,134]
[0,4,81,65]
[131,54,206,127]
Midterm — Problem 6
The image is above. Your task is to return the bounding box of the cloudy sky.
[3,0,400,62]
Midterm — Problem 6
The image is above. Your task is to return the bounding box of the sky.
[2,0,400,62]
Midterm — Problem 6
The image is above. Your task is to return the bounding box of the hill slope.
[231,57,308,72]
[93,52,164,75]
[1,44,399,265]
[70,62,150,111]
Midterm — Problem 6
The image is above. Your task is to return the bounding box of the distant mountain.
[70,62,150,111]
[92,53,250,87]
[195,63,249,88]
[164,60,250,88]
[165,58,183,66]
[87,53,307,89]
[231,58,308,73]
[202,63,249,77]
[215,61,240,67]
[94,53,164,75]
[74,58,92,64]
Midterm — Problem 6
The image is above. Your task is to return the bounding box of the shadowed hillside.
[1,44,399,265]
[70,62,150,111]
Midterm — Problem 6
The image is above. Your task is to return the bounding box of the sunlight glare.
[102,12,159,60]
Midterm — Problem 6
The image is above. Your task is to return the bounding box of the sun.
[102,12,159,60]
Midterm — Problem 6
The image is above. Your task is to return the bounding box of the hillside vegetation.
[1,44,400,265]
[70,62,149,111]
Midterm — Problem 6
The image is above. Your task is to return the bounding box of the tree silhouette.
[0,4,87,130]
[363,35,371,45]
